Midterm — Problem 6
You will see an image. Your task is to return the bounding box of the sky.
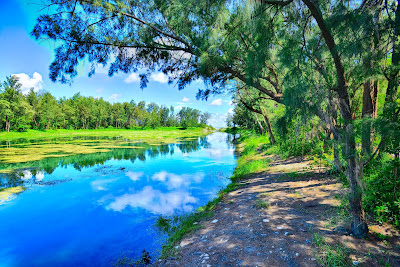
[0,0,234,127]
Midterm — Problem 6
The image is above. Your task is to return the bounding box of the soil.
[154,157,400,267]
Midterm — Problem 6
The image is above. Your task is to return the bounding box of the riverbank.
[154,131,400,267]
[0,127,213,142]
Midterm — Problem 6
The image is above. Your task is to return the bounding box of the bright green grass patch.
[230,131,271,182]
[312,233,351,267]
[0,127,210,142]
[255,198,270,209]
[155,211,214,259]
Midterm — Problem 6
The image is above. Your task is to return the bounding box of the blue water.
[0,132,237,266]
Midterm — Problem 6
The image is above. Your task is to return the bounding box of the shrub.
[17,124,30,132]
[363,157,400,228]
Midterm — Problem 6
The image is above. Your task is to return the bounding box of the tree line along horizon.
[0,76,211,131]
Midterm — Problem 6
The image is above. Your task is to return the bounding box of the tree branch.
[119,12,195,54]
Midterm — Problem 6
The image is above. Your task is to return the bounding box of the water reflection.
[125,171,144,182]
[0,132,237,267]
[106,186,197,214]
[0,136,210,204]
[151,171,205,189]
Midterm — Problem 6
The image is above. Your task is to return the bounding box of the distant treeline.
[0,76,211,132]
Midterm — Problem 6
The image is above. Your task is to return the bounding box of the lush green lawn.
[0,127,212,142]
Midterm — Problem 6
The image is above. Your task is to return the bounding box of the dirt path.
[155,157,400,267]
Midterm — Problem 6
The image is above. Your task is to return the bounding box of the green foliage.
[155,211,213,259]
[16,124,30,132]
[255,199,270,209]
[177,107,203,128]
[363,157,400,227]
[312,233,351,267]
[230,131,270,182]
[0,77,210,132]
[113,249,152,267]
[274,114,325,158]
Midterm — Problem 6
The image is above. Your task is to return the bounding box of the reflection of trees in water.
[226,133,240,150]
[0,172,24,189]
[0,138,210,190]
[177,137,209,153]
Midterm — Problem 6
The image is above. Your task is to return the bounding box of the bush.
[17,124,30,132]
[312,233,351,267]
[363,157,400,228]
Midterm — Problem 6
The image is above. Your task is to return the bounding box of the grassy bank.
[154,129,270,259]
[0,127,213,165]
[0,127,213,142]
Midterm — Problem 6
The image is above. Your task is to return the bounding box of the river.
[0,132,237,266]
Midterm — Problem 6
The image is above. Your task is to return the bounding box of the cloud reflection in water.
[125,171,144,182]
[107,186,197,215]
[151,171,204,189]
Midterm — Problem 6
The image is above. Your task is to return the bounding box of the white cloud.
[208,148,224,159]
[36,172,45,181]
[208,112,228,128]
[152,171,205,189]
[91,178,118,191]
[22,170,32,180]
[228,108,234,114]
[210,99,223,106]
[124,73,140,83]
[228,100,234,106]
[152,171,168,182]
[106,186,197,215]
[175,105,184,111]
[108,93,122,101]
[182,96,191,102]
[150,72,168,83]
[126,171,144,182]
[12,72,44,94]
[94,64,109,74]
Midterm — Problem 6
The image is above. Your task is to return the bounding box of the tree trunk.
[301,0,368,238]
[345,125,369,238]
[255,114,265,135]
[333,142,341,172]
[380,1,400,153]
[362,81,375,155]
[372,81,378,118]
[323,129,330,153]
[263,113,276,144]
[260,106,276,144]
[394,153,399,200]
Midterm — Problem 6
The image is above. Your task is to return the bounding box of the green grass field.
[0,127,212,142]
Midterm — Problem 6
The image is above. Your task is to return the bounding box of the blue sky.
[0,0,234,127]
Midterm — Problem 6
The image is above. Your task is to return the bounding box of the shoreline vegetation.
[0,127,214,142]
